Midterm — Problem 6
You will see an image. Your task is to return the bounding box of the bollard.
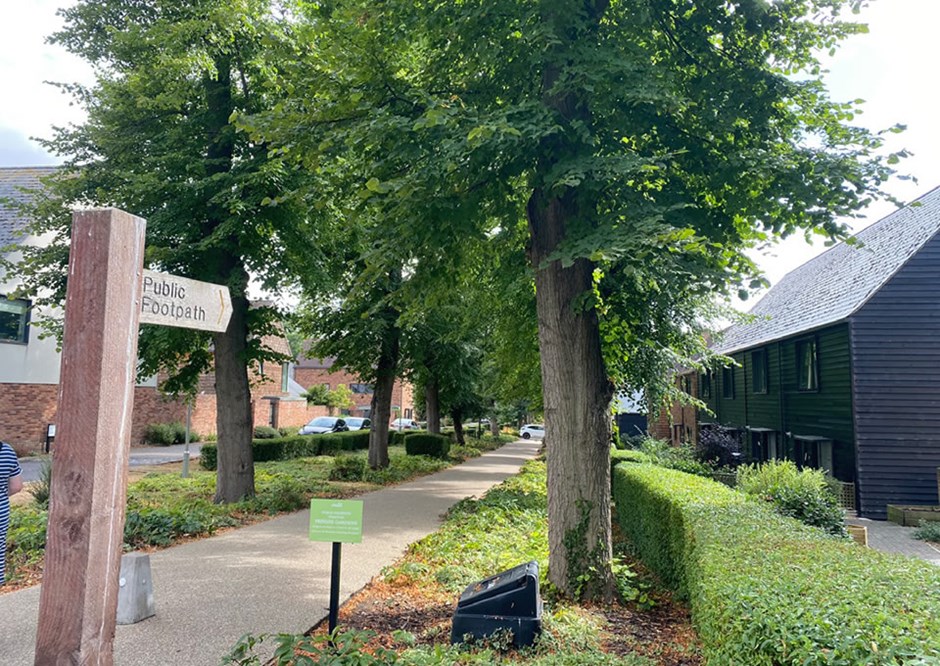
[116,552,156,625]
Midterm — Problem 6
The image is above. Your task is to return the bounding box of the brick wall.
[0,383,59,450]
[648,372,699,445]
[132,387,187,444]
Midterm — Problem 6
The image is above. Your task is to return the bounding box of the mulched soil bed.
[312,573,702,666]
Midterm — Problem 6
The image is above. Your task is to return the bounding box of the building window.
[796,338,818,391]
[752,349,768,394]
[280,363,290,393]
[0,297,29,344]
[699,371,712,399]
[722,366,735,399]
[350,383,373,394]
[681,375,692,395]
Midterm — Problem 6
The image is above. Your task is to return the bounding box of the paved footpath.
[0,439,541,666]
[848,515,940,566]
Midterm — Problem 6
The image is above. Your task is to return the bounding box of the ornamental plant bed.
[223,461,703,666]
[887,504,940,527]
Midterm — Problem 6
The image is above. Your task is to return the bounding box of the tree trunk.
[489,404,500,438]
[524,0,615,601]
[368,316,399,470]
[204,54,255,503]
[527,187,615,600]
[425,375,441,434]
[451,409,465,446]
[213,291,255,502]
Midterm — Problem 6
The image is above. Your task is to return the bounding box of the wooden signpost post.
[34,208,232,665]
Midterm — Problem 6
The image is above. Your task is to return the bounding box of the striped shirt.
[0,441,23,585]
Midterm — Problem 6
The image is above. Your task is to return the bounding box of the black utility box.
[450,561,542,647]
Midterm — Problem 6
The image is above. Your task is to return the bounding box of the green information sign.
[309,499,364,543]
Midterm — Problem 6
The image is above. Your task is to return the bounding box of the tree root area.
[315,579,702,665]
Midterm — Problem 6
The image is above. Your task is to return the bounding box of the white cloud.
[0,0,92,164]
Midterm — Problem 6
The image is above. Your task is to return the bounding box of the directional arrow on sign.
[139,269,232,332]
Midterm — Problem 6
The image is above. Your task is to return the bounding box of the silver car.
[344,417,372,431]
[299,416,349,435]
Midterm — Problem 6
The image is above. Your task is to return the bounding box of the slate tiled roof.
[295,354,337,370]
[717,185,940,354]
[0,167,56,251]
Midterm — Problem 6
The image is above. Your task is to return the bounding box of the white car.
[390,418,421,430]
[520,424,545,440]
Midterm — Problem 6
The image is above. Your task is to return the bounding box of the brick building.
[294,354,415,421]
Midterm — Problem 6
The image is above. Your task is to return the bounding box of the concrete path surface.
[847,515,940,566]
[18,443,204,482]
[0,439,541,666]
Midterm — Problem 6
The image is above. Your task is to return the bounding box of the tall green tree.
[12,0,331,502]
[258,0,901,597]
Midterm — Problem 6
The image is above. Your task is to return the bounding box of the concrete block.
[116,552,155,625]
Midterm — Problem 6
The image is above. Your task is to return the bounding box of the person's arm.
[8,474,23,496]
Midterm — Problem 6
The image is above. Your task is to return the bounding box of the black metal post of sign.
[329,541,341,633]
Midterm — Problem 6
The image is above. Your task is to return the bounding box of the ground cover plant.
[613,462,940,665]
[223,460,702,666]
[2,445,475,591]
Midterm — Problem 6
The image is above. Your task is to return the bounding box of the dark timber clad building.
[702,186,940,519]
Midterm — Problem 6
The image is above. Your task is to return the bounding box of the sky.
[1,1,939,292]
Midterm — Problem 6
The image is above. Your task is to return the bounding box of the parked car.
[299,416,349,435]
[520,424,545,440]
[344,417,371,431]
[390,418,421,430]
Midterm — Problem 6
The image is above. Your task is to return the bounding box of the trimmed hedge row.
[389,429,429,446]
[609,448,650,478]
[404,433,451,459]
[200,431,370,470]
[612,463,940,665]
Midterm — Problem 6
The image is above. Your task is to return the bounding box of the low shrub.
[389,429,428,446]
[143,422,179,446]
[612,463,940,664]
[737,459,847,536]
[28,459,52,509]
[637,438,712,476]
[143,421,200,446]
[404,433,451,459]
[330,454,367,481]
[914,520,940,543]
[694,426,741,467]
[252,426,280,439]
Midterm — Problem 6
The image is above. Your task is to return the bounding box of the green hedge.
[609,448,649,478]
[612,463,940,664]
[404,433,451,459]
[389,429,429,446]
[200,431,370,470]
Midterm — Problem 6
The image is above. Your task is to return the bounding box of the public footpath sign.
[309,499,364,543]
[139,269,232,332]
[309,499,364,633]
